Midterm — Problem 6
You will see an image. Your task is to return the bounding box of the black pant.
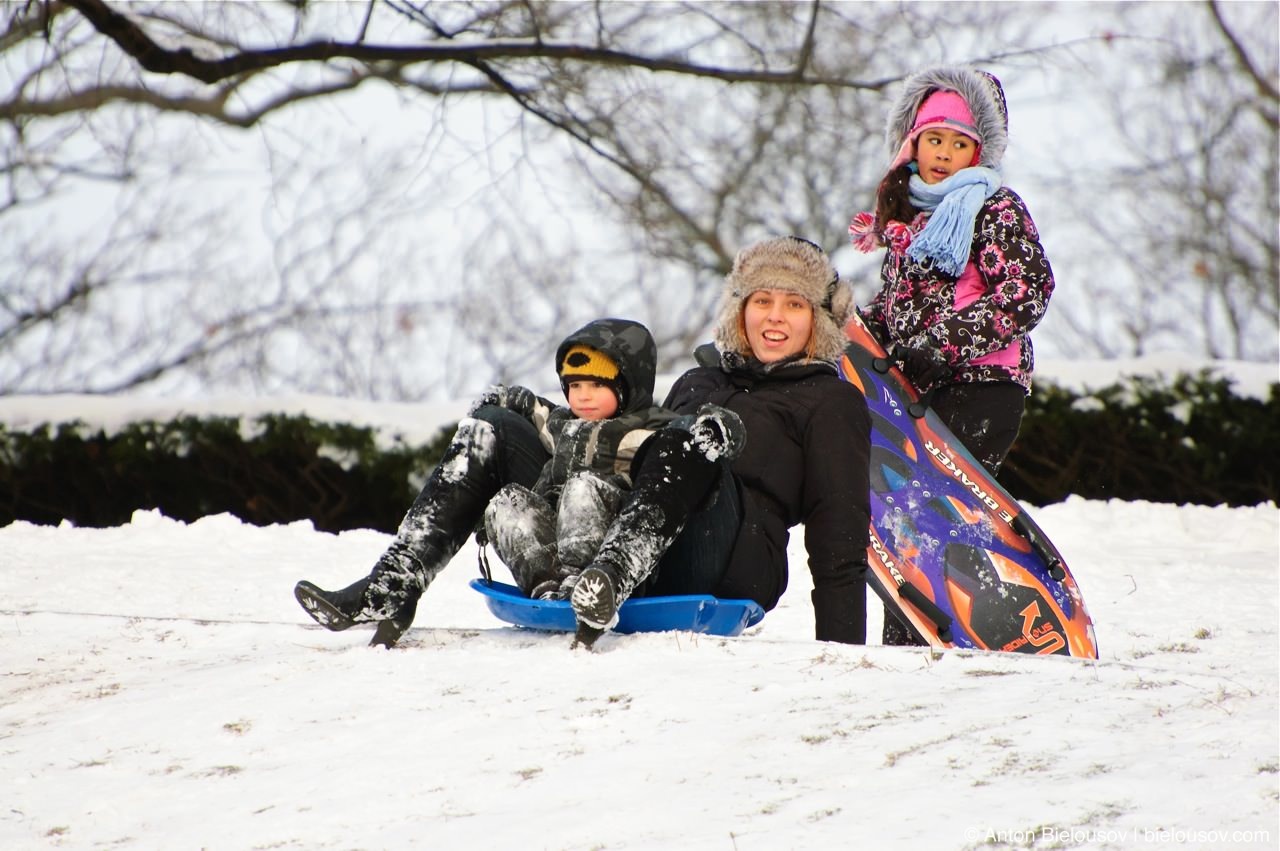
[930,381,1026,476]
[587,427,740,601]
[363,405,550,610]
[644,461,741,596]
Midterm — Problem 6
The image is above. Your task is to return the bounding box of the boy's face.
[567,380,619,421]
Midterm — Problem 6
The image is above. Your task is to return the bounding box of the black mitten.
[467,385,506,416]
[688,404,746,461]
[894,344,951,392]
[502,385,537,417]
[467,384,537,417]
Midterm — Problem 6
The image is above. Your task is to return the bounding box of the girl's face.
[566,380,619,420]
[743,289,814,363]
[916,128,978,184]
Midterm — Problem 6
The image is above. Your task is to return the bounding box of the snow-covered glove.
[893,343,951,393]
[468,384,537,417]
[688,404,746,462]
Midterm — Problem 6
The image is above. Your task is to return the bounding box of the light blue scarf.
[907,166,1002,276]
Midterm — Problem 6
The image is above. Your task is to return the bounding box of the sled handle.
[897,582,954,643]
[906,386,941,419]
[870,353,937,419]
[1011,514,1067,581]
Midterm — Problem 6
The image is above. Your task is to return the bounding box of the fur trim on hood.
[713,237,854,366]
[886,66,1009,169]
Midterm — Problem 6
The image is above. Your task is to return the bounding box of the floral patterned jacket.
[854,187,1054,393]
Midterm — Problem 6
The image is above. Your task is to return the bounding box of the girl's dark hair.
[875,163,919,234]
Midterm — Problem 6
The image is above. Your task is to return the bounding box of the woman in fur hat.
[569,236,872,647]
[849,66,1056,644]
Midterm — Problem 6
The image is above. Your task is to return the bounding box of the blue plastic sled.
[469,579,765,637]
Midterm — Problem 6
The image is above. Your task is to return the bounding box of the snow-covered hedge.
[1004,373,1278,507]
[0,414,453,532]
[0,374,1275,531]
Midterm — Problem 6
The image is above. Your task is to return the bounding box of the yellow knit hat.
[559,344,624,407]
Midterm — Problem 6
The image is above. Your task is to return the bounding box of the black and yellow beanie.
[559,344,625,409]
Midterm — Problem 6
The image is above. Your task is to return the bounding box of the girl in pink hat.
[848,66,1056,644]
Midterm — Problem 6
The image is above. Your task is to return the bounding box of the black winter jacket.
[664,347,872,643]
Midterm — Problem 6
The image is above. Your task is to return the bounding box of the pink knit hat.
[890,89,982,169]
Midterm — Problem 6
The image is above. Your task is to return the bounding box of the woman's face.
[743,289,814,363]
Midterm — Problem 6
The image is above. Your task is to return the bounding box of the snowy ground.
[1,498,1277,850]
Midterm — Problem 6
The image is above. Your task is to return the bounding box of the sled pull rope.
[476,536,493,583]
[897,582,954,643]
[1010,514,1067,581]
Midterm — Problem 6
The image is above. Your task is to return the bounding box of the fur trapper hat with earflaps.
[713,236,855,366]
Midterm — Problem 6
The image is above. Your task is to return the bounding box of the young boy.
[475,318,699,599]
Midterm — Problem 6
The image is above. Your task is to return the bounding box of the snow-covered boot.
[882,608,926,646]
[570,563,623,648]
[483,484,560,596]
[556,472,625,570]
[298,415,530,648]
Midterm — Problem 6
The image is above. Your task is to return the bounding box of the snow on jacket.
[859,187,1054,392]
[664,345,872,644]
[489,318,680,504]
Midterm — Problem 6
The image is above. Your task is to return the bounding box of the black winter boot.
[369,595,419,648]
[295,547,425,647]
[882,606,926,646]
[294,577,372,631]
[570,563,622,648]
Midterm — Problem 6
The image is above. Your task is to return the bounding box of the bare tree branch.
[1207,0,1280,109]
[62,0,883,89]
[3,1,1274,400]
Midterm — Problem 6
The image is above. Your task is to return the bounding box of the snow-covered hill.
[1,498,1276,849]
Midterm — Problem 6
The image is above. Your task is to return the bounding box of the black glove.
[468,384,505,415]
[688,404,746,461]
[468,384,537,417]
[894,343,952,392]
[500,385,537,416]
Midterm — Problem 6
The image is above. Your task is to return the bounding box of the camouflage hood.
[554,318,659,415]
